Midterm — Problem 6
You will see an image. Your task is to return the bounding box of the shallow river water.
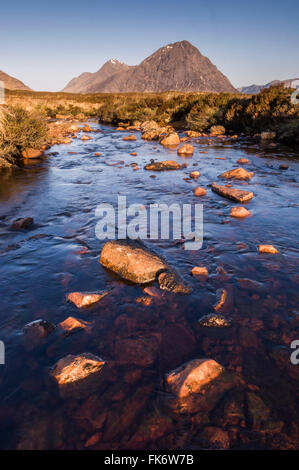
[0,124,299,449]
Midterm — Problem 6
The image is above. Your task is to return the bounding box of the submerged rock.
[211,182,254,203]
[218,167,254,181]
[258,244,279,254]
[23,319,55,339]
[67,291,108,308]
[50,353,106,399]
[11,217,34,230]
[165,358,234,414]
[144,160,182,171]
[192,266,208,277]
[198,313,232,328]
[99,239,191,293]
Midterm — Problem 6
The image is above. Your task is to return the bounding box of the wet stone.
[198,313,232,328]
[50,353,106,399]
[211,182,254,203]
[67,291,108,308]
[11,217,34,230]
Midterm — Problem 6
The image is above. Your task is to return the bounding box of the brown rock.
[190,171,200,179]
[67,291,108,308]
[123,135,137,141]
[192,266,208,277]
[165,358,233,414]
[237,158,250,164]
[199,426,230,449]
[230,206,251,218]
[114,337,159,368]
[193,186,207,197]
[186,130,201,138]
[130,152,137,156]
[81,135,91,141]
[160,132,180,147]
[22,148,44,159]
[258,244,279,254]
[211,182,253,203]
[99,240,167,284]
[144,160,182,171]
[82,125,92,132]
[94,152,101,156]
[177,144,194,156]
[210,125,225,135]
[11,217,34,230]
[50,353,106,399]
[58,316,87,336]
[23,319,55,341]
[218,167,254,181]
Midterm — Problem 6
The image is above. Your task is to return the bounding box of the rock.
[177,144,194,156]
[94,152,101,156]
[199,426,230,449]
[23,319,55,339]
[160,132,180,147]
[260,131,276,140]
[140,120,160,132]
[198,313,232,328]
[193,186,207,197]
[58,316,87,336]
[130,152,137,156]
[22,148,43,159]
[62,137,72,144]
[237,158,250,164]
[11,217,34,230]
[50,353,106,399]
[246,392,270,431]
[82,125,92,132]
[279,164,289,170]
[186,130,201,138]
[230,206,251,218]
[190,171,200,179]
[192,266,208,277]
[218,167,254,181]
[122,135,137,141]
[69,124,80,132]
[114,337,159,368]
[165,358,234,414]
[214,288,230,312]
[81,135,91,141]
[99,239,191,293]
[67,291,108,308]
[211,182,254,203]
[144,160,182,171]
[258,244,279,254]
[210,125,225,136]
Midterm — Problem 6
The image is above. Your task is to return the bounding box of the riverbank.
[1,85,298,171]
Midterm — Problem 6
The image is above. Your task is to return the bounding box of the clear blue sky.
[0,0,298,91]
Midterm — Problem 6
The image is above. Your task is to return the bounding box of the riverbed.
[0,124,299,449]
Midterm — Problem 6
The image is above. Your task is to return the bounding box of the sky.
[0,0,298,91]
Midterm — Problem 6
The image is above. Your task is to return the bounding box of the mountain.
[238,78,299,94]
[62,59,130,93]
[0,70,31,91]
[62,41,236,94]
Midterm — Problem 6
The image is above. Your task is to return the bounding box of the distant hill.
[238,78,299,94]
[62,41,236,94]
[0,70,31,91]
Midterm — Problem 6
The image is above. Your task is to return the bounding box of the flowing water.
[0,124,299,450]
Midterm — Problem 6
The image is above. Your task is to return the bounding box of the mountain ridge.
[238,78,299,94]
[0,70,31,91]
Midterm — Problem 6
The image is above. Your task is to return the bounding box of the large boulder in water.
[165,358,234,414]
[99,240,191,293]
